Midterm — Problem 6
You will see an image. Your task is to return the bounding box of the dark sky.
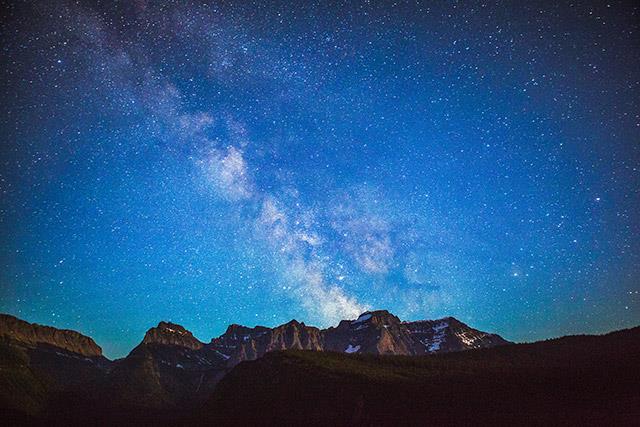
[1,0,639,358]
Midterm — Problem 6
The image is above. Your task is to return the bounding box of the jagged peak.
[224,323,244,332]
[142,321,203,350]
[405,316,458,325]
[2,310,511,363]
[278,319,303,329]
[155,321,190,333]
[274,319,320,332]
[223,323,270,336]
[352,310,401,325]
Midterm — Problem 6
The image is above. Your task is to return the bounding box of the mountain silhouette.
[1,312,637,425]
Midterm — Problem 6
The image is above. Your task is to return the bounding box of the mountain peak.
[224,323,244,333]
[0,313,103,357]
[352,310,401,326]
[222,323,271,336]
[156,321,189,332]
[142,321,203,350]
[280,319,302,328]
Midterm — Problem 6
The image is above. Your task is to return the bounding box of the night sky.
[1,1,639,359]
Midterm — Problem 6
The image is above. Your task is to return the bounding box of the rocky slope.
[209,310,510,364]
[141,321,204,350]
[105,322,229,408]
[0,315,110,423]
[0,314,103,357]
[209,320,325,365]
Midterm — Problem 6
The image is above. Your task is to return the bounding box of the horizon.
[3,308,637,360]
[1,0,639,360]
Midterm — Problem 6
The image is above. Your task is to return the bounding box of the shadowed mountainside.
[203,326,640,426]
[0,314,103,358]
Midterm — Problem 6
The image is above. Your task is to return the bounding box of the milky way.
[1,1,639,358]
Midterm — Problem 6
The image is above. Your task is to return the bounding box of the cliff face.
[141,321,204,351]
[0,314,103,357]
[0,314,109,421]
[405,316,509,353]
[0,310,508,365]
[209,320,324,365]
[208,310,510,365]
[110,321,227,408]
[323,310,416,355]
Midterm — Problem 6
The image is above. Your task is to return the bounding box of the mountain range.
[0,310,508,410]
[1,311,638,426]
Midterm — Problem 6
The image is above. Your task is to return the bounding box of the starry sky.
[1,0,639,359]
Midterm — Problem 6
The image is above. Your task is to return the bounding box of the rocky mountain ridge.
[0,313,103,358]
[204,310,509,365]
[0,310,510,412]
[0,310,509,364]
[142,321,204,351]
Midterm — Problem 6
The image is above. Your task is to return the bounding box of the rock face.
[142,321,204,351]
[404,316,509,353]
[0,310,507,367]
[324,310,416,355]
[208,310,510,365]
[104,321,229,408]
[0,314,110,421]
[209,320,324,365]
[0,313,103,357]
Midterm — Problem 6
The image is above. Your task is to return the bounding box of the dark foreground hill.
[202,327,640,426]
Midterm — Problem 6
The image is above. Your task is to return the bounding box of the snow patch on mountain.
[345,344,361,353]
[455,330,486,348]
[214,350,231,360]
[424,321,449,353]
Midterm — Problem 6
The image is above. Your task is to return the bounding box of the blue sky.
[1,0,639,358]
